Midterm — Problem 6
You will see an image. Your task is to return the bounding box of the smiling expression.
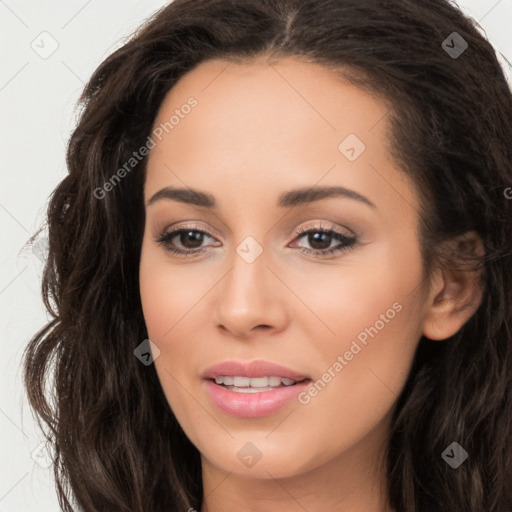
[139,55,432,483]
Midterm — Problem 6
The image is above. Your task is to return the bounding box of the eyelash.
[154,223,358,259]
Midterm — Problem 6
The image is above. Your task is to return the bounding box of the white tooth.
[249,377,269,388]
[218,375,297,389]
[233,376,251,387]
[268,376,282,386]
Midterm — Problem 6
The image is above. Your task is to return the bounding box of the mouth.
[201,359,310,382]
[203,376,311,417]
[201,361,312,417]
[210,375,309,393]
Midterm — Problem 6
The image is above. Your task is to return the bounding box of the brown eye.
[154,227,217,256]
[292,226,358,258]
[174,230,205,249]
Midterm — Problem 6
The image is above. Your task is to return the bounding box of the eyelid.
[155,220,354,243]
[153,220,217,239]
[295,221,355,238]
[154,219,359,259]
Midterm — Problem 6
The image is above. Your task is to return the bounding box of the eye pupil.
[181,230,204,248]
[309,232,331,250]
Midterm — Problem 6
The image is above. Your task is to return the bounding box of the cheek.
[139,249,169,339]
[139,237,203,339]
[295,239,424,355]
[139,244,198,419]
[296,241,425,433]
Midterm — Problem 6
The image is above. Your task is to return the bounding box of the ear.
[422,231,485,341]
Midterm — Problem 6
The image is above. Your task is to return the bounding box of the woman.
[23,0,512,510]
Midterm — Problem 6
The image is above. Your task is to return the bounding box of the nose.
[213,245,289,340]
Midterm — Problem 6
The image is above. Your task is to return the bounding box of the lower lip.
[203,379,310,418]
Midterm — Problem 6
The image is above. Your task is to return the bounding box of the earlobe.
[422,232,485,341]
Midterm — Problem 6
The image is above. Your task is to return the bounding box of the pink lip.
[201,360,309,381]
[203,379,311,418]
[201,360,310,418]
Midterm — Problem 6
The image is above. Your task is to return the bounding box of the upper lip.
[202,360,310,381]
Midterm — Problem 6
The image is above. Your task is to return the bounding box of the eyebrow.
[146,185,376,209]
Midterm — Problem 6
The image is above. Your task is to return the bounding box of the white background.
[1,1,511,510]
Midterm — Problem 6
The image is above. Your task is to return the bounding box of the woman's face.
[140,56,432,482]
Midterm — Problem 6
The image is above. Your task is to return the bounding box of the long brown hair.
[23,0,512,510]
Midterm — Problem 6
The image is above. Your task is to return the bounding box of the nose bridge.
[224,237,272,313]
[213,234,287,336]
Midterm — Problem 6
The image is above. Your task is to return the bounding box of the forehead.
[150,56,390,151]
[144,56,417,221]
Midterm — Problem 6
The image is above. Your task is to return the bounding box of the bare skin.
[139,56,483,512]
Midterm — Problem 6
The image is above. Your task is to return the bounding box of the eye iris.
[180,230,204,249]
[308,232,331,250]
